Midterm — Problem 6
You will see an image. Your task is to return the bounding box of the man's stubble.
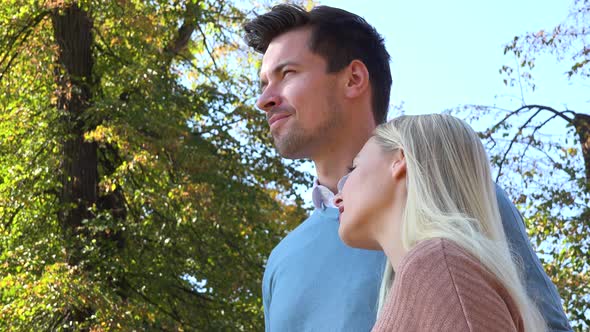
[272,95,344,160]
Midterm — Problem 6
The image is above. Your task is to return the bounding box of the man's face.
[257,28,344,159]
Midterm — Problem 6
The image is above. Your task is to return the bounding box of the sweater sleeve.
[262,255,273,331]
[372,239,522,332]
[495,184,572,332]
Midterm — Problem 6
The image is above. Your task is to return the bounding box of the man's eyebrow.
[259,61,300,91]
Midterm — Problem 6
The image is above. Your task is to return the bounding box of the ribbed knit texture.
[372,238,524,332]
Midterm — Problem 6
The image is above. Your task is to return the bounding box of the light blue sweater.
[263,207,386,332]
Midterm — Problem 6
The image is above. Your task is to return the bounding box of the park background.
[0,0,588,330]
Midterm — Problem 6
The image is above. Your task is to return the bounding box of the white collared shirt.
[311,179,337,209]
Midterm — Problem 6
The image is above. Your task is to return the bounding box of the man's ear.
[343,60,370,99]
[391,151,406,181]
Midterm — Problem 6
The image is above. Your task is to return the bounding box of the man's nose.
[256,90,281,112]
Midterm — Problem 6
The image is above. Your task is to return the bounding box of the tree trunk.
[52,1,95,262]
[52,3,96,329]
[573,113,590,189]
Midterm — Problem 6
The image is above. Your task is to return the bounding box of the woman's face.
[334,138,406,250]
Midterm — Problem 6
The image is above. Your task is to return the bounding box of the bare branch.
[195,23,220,72]
[513,53,527,105]
[489,104,575,135]
[530,143,561,170]
[496,109,543,182]
[518,113,562,162]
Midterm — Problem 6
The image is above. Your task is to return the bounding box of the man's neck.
[314,164,349,194]
[313,133,372,193]
[312,105,376,192]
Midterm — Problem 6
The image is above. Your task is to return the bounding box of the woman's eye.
[347,165,356,173]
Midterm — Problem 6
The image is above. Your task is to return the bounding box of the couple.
[243,4,571,332]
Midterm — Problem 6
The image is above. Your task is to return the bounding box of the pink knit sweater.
[372,238,524,332]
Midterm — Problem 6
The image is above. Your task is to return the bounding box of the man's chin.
[274,138,308,159]
[276,147,307,160]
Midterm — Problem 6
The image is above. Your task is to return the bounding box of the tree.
[0,0,309,330]
[453,0,589,329]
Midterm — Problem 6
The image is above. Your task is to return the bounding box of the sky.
[320,0,588,118]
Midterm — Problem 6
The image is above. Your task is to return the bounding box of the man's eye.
[283,70,294,77]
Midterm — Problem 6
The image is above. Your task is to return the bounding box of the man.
[243,4,571,331]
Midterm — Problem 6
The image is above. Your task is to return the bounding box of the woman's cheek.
[346,196,366,225]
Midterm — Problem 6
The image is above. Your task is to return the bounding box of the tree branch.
[518,113,561,163]
[489,104,586,187]
[165,1,202,57]
[93,27,131,66]
[195,23,220,72]
[0,11,50,83]
[489,104,575,134]
[496,109,543,182]
[573,113,590,186]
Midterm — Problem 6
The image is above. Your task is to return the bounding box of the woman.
[334,114,546,331]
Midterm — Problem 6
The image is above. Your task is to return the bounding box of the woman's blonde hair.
[373,114,546,331]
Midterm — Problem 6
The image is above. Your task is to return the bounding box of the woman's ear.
[343,60,370,99]
[391,151,406,181]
